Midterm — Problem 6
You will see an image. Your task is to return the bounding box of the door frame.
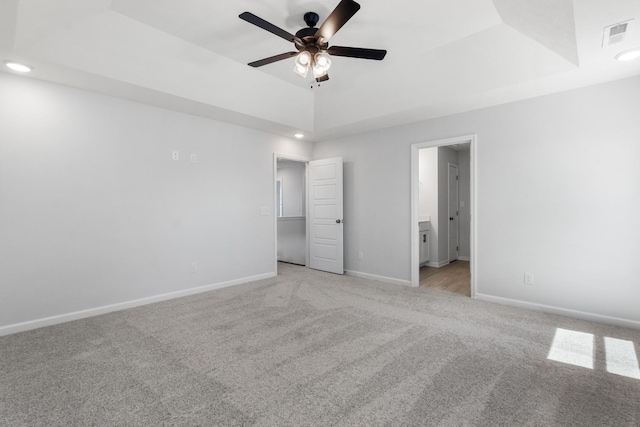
[410,135,478,297]
[273,153,311,274]
[448,162,459,262]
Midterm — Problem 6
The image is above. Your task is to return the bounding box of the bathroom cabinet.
[419,230,430,265]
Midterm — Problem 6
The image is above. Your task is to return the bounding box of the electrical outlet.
[190,153,196,163]
[260,206,270,216]
[358,251,364,260]
[524,272,534,285]
[172,151,179,161]
[190,262,197,273]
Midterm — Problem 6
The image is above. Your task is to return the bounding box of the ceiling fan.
[239,0,386,83]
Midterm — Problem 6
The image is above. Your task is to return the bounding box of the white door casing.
[448,163,459,261]
[308,157,344,274]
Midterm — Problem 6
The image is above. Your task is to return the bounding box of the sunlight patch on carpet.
[604,337,640,380]
[547,328,594,369]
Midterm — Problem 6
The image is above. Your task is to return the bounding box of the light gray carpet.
[1,263,639,426]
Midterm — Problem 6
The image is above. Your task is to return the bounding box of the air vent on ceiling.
[603,20,634,47]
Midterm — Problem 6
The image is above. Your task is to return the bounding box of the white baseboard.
[458,256,470,261]
[0,272,277,337]
[474,293,640,330]
[345,270,413,287]
[426,260,450,268]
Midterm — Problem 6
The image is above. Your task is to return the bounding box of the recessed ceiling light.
[615,48,640,61]
[4,61,32,73]
[294,133,304,139]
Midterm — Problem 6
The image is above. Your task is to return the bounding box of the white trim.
[411,134,478,298]
[475,293,640,330]
[426,260,450,268]
[458,256,471,261]
[273,153,312,273]
[345,270,413,287]
[447,162,459,262]
[470,138,478,298]
[0,272,276,337]
[276,178,283,218]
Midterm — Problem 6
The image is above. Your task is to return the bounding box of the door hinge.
[456,175,459,180]
[456,246,459,251]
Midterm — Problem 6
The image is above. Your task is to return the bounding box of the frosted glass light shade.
[616,48,640,61]
[312,53,331,78]
[294,51,312,77]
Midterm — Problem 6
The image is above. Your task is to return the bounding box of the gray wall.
[0,73,312,332]
[2,71,639,332]
[314,75,640,326]
[276,161,305,217]
[418,147,438,261]
[418,148,437,223]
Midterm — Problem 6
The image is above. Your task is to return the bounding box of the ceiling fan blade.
[248,52,298,67]
[239,12,296,43]
[315,0,361,43]
[326,46,387,60]
[316,74,329,83]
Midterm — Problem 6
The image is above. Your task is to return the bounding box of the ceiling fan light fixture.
[293,62,309,78]
[293,51,312,77]
[315,53,330,68]
[312,52,332,78]
[297,51,311,66]
[312,67,327,79]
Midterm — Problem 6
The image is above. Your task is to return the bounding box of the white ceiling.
[1,0,640,141]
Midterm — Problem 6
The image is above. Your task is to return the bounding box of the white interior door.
[448,163,459,261]
[308,157,344,274]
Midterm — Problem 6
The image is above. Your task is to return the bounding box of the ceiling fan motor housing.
[296,12,327,49]
[303,12,319,27]
[295,26,317,40]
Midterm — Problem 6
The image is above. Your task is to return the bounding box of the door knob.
[336,219,342,224]
[450,217,454,221]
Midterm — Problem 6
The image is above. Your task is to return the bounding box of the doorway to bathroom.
[410,135,477,297]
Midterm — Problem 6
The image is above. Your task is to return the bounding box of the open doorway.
[410,135,477,297]
[273,154,345,275]
[274,155,309,271]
